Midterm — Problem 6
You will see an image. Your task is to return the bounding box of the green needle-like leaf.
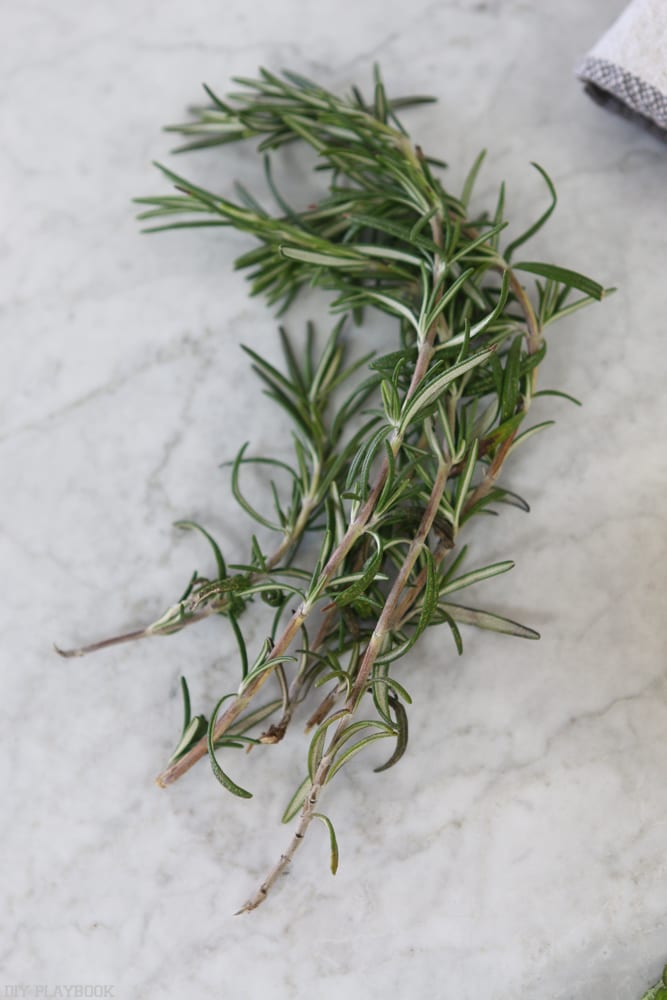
[174,520,227,580]
[399,347,494,433]
[442,602,540,639]
[512,261,605,301]
[312,812,340,874]
[504,162,557,262]
[282,775,311,823]
[207,694,253,798]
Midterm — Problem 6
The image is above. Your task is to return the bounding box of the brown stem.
[259,602,340,744]
[156,605,308,786]
[506,270,541,356]
[461,429,518,517]
[54,627,153,659]
[56,492,320,660]
[304,684,343,732]
[263,493,318,573]
[344,457,450,711]
[238,457,451,911]
[237,737,336,913]
[280,541,371,740]
[236,742,333,913]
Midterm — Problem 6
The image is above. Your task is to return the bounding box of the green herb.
[58,66,611,912]
[641,967,667,1000]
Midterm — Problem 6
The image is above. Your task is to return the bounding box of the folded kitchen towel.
[577,0,667,134]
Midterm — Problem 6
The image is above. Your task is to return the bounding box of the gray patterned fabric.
[578,55,667,132]
[577,0,667,135]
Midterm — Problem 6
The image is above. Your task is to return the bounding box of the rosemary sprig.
[59,66,611,912]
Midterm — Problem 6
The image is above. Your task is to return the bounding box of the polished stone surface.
[3,1,666,997]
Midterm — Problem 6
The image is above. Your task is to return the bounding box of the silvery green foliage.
[63,67,609,910]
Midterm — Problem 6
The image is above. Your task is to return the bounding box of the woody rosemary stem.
[156,603,308,785]
[239,457,450,912]
[56,492,320,661]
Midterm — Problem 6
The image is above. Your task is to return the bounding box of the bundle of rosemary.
[60,67,609,912]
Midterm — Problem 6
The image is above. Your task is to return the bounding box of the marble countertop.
[3,1,666,997]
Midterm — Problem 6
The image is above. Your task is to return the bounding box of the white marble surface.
[3,1,667,997]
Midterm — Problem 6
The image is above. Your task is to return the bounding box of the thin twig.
[238,456,450,911]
